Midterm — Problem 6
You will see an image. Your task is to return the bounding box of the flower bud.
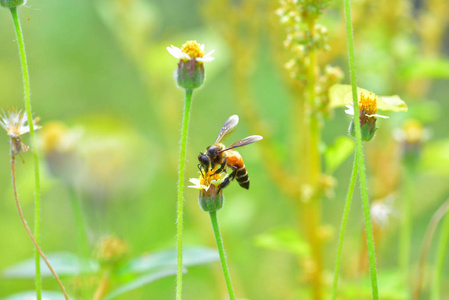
[167,41,214,91]
[348,117,377,142]
[176,59,205,90]
[0,0,26,8]
[198,184,224,212]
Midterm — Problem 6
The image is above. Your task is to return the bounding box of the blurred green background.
[0,0,448,299]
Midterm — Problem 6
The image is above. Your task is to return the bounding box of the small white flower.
[0,108,40,138]
[166,41,215,63]
[370,199,397,228]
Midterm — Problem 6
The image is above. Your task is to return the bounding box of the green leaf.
[329,84,408,112]
[253,227,310,257]
[324,136,355,174]
[103,267,178,300]
[118,246,219,275]
[2,252,99,279]
[399,57,449,80]
[3,291,67,300]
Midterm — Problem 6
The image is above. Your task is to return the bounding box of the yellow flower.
[344,92,389,120]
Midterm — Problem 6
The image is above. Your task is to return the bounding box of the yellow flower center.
[403,119,424,143]
[200,167,225,187]
[181,40,204,59]
[359,92,378,115]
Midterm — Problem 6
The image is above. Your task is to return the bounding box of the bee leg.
[197,164,205,178]
[218,168,236,191]
[214,158,227,175]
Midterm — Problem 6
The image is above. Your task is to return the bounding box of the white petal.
[188,185,203,190]
[367,113,389,119]
[167,45,191,60]
[189,178,201,185]
[197,56,215,63]
[204,49,215,57]
[166,46,182,59]
[200,44,205,52]
[210,178,225,186]
[344,105,355,116]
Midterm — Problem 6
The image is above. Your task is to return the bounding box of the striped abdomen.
[226,150,250,189]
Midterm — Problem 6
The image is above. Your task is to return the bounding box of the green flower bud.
[176,60,205,90]
[198,184,224,212]
[349,117,377,142]
[0,0,26,8]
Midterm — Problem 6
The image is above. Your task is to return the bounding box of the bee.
[198,115,262,190]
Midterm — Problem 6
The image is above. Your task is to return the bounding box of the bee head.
[198,152,210,169]
[206,145,219,159]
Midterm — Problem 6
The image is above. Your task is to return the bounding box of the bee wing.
[219,135,263,152]
[215,115,239,144]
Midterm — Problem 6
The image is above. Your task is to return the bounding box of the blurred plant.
[0,108,69,299]
[413,199,449,300]
[394,119,426,286]
[2,242,219,300]
[94,236,130,300]
[431,200,449,300]
[3,2,45,298]
[167,40,214,300]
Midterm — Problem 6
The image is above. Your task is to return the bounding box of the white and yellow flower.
[189,168,227,212]
[167,40,215,63]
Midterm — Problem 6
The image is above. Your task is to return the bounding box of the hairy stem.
[10,7,43,299]
[431,202,449,300]
[176,88,193,300]
[10,151,69,300]
[343,0,379,298]
[331,155,358,299]
[209,211,236,300]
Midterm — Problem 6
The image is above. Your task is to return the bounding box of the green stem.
[68,187,89,257]
[343,0,379,298]
[176,88,193,300]
[209,211,236,300]
[331,155,358,299]
[431,206,449,300]
[399,164,414,284]
[10,7,43,299]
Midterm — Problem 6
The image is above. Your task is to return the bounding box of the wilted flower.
[189,167,227,212]
[0,107,40,155]
[346,92,388,142]
[167,40,214,90]
[95,235,129,268]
